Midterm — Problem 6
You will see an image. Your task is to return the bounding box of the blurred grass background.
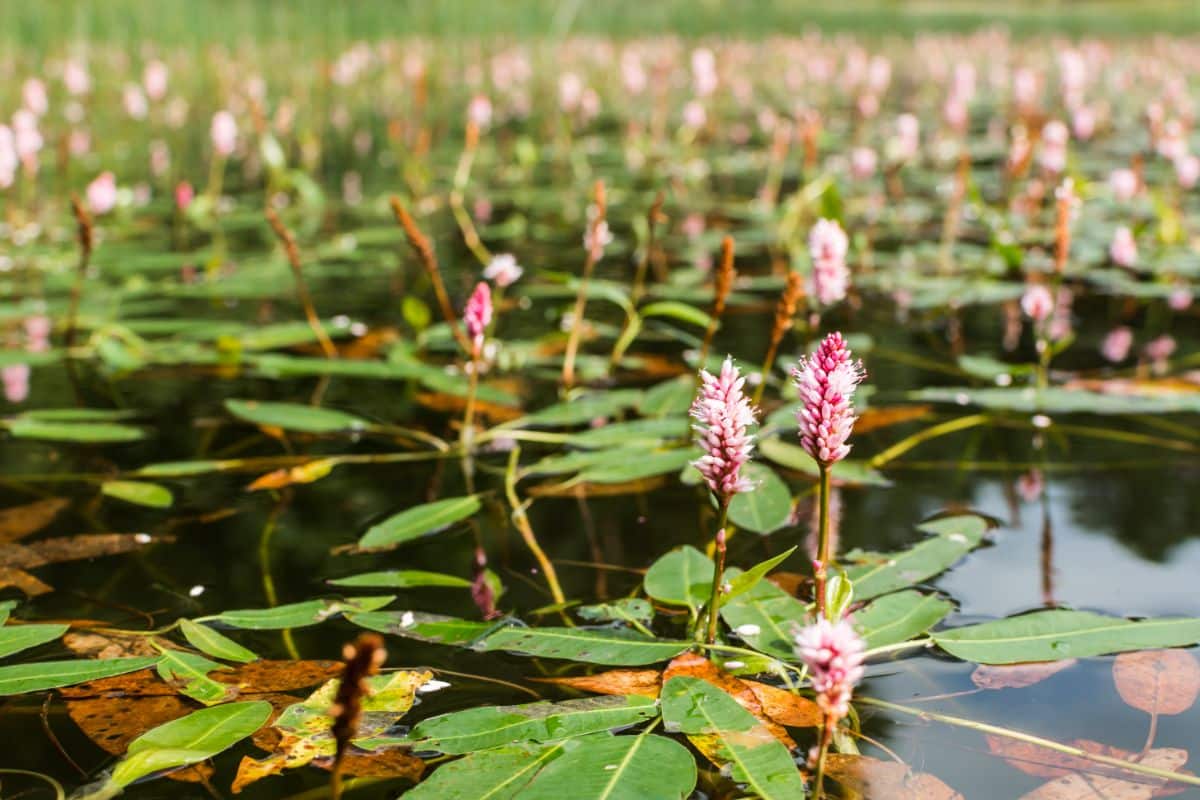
[2,0,1199,49]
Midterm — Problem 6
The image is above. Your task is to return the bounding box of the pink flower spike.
[463,281,493,357]
[795,617,866,721]
[1020,283,1054,323]
[690,357,758,502]
[794,333,865,468]
[807,219,850,307]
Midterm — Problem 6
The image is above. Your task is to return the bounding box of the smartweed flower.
[808,219,850,307]
[1110,226,1137,268]
[690,357,757,503]
[794,332,865,468]
[463,281,493,358]
[795,617,866,720]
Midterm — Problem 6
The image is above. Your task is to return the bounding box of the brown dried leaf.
[1,533,173,569]
[529,476,671,498]
[1113,650,1200,717]
[1020,748,1189,800]
[663,652,795,748]
[972,659,1078,690]
[415,392,522,423]
[0,498,70,543]
[743,680,822,728]
[0,566,53,596]
[987,736,1122,780]
[766,571,808,596]
[59,660,341,700]
[246,459,336,492]
[855,405,934,435]
[825,754,964,799]
[533,669,662,698]
[64,632,180,660]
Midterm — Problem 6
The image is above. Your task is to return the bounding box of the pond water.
[3,30,1200,800]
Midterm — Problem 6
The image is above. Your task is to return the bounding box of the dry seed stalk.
[562,180,606,389]
[389,196,471,354]
[265,206,337,359]
[753,271,805,405]
[329,633,387,800]
[450,120,492,266]
[697,235,736,371]
[65,195,94,350]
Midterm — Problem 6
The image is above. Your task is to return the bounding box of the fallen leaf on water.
[246,459,337,491]
[1113,650,1200,717]
[825,754,964,799]
[972,659,1078,690]
[743,680,822,728]
[0,498,70,543]
[0,567,53,596]
[416,392,522,423]
[0,533,173,596]
[59,660,342,700]
[529,476,672,498]
[1020,747,1189,800]
[534,669,662,698]
[663,652,795,748]
[64,632,180,660]
[766,571,808,596]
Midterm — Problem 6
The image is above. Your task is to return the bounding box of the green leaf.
[179,620,258,663]
[0,657,159,696]
[519,731,698,800]
[357,495,481,551]
[577,598,654,626]
[224,399,370,434]
[135,460,228,477]
[101,480,174,509]
[758,436,890,486]
[402,741,563,800]
[721,547,798,608]
[0,623,69,659]
[933,610,1200,664]
[514,390,643,428]
[7,419,146,443]
[639,300,712,328]
[565,418,684,449]
[576,448,696,484]
[329,570,471,589]
[108,701,272,789]
[660,676,807,799]
[21,409,138,422]
[727,464,793,534]
[845,514,988,600]
[205,596,393,630]
[639,375,695,418]
[348,610,501,646]
[643,546,714,616]
[155,650,231,705]
[479,627,689,666]
[719,577,809,661]
[909,386,1200,415]
[408,695,659,755]
[854,591,953,649]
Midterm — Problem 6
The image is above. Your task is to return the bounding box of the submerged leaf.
[0,498,70,543]
[1113,649,1200,717]
[224,399,370,434]
[825,754,964,799]
[971,660,1077,690]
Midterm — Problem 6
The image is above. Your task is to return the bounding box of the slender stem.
[814,719,832,798]
[65,196,93,351]
[862,637,932,659]
[858,696,1200,788]
[752,337,781,407]
[562,252,598,390]
[0,769,65,800]
[265,207,336,360]
[815,465,831,618]
[504,447,566,606]
[461,357,480,493]
[704,502,730,645]
[869,414,990,469]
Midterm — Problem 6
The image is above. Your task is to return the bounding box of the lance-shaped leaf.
[403,741,565,800]
[0,657,159,696]
[233,670,430,792]
[565,418,685,449]
[329,570,471,589]
[203,596,394,630]
[347,610,502,646]
[643,546,714,616]
[101,480,174,509]
[479,627,689,667]
[6,419,146,443]
[0,623,69,659]
[933,610,1200,664]
[407,695,659,755]
[518,731,698,800]
[854,590,954,650]
[155,650,232,705]
[357,495,481,551]
[721,548,799,608]
[105,701,272,790]
[660,676,807,799]
[179,620,258,663]
[719,577,808,661]
[844,514,987,600]
[224,399,370,434]
[513,389,643,428]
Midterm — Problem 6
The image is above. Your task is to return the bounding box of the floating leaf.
[155,650,232,705]
[854,590,953,649]
[727,465,793,535]
[1113,649,1200,716]
[533,670,662,699]
[7,419,146,443]
[518,731,698,800]
[662,653,797,746]
[246,459,337,491]
[101,480,174,509]
[971,660,1077,690]
[204,596,394,630]
[179,620,258,663]
[106,701,273,791]
[357,495,481,551]
[845,513,988,600]
[934,611,1200,664]
[576,598,655,626]
[224,399,370,434]
[329,570,471,589]
[758,436,891,486]
[408,694,659,755]
[910,386,1200,415]
[643,546,714,616]
[479,627,689,666]
[403,741,563,800]
[348,610,500,646]
[514,390,643,428]
[719,576,808,661]
[639,375,695,417]
[0,623,69,659]
[660,676,807,799]
[1018,746,1188,799]
[639,300,712,327]
[575,448,696,485]
[0,657,159,696]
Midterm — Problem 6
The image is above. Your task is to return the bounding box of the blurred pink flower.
[22,78,48,117]
[690,357,757,500]
[1109,168,1138,201]
[1144,334,1176,375]
[175,181,194,211]
[210,110,237,158]
[682,100,707,130]
[1020,284,1054,322]
[483,254,523,288]
[86,171,118,215]
[143,60,169,101]
[850,147,877,180]
[123,84,148,120]
[1110,226,1138,268]
[1101,327,1133,363]
[467,94,493,129]
[1175,154,1200,189]
[808,219,850,306]
[3,364,30,404]
[63,60,91,96]
[463,281,493,357]
[795,617,866,720]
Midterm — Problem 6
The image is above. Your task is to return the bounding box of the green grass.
[2,0,1199,51]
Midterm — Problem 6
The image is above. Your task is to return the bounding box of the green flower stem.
[504,446,566,606]
[858,696,1200,788]
[862,637,933,660]
[815,465,831,618]
[704,501,730,645]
